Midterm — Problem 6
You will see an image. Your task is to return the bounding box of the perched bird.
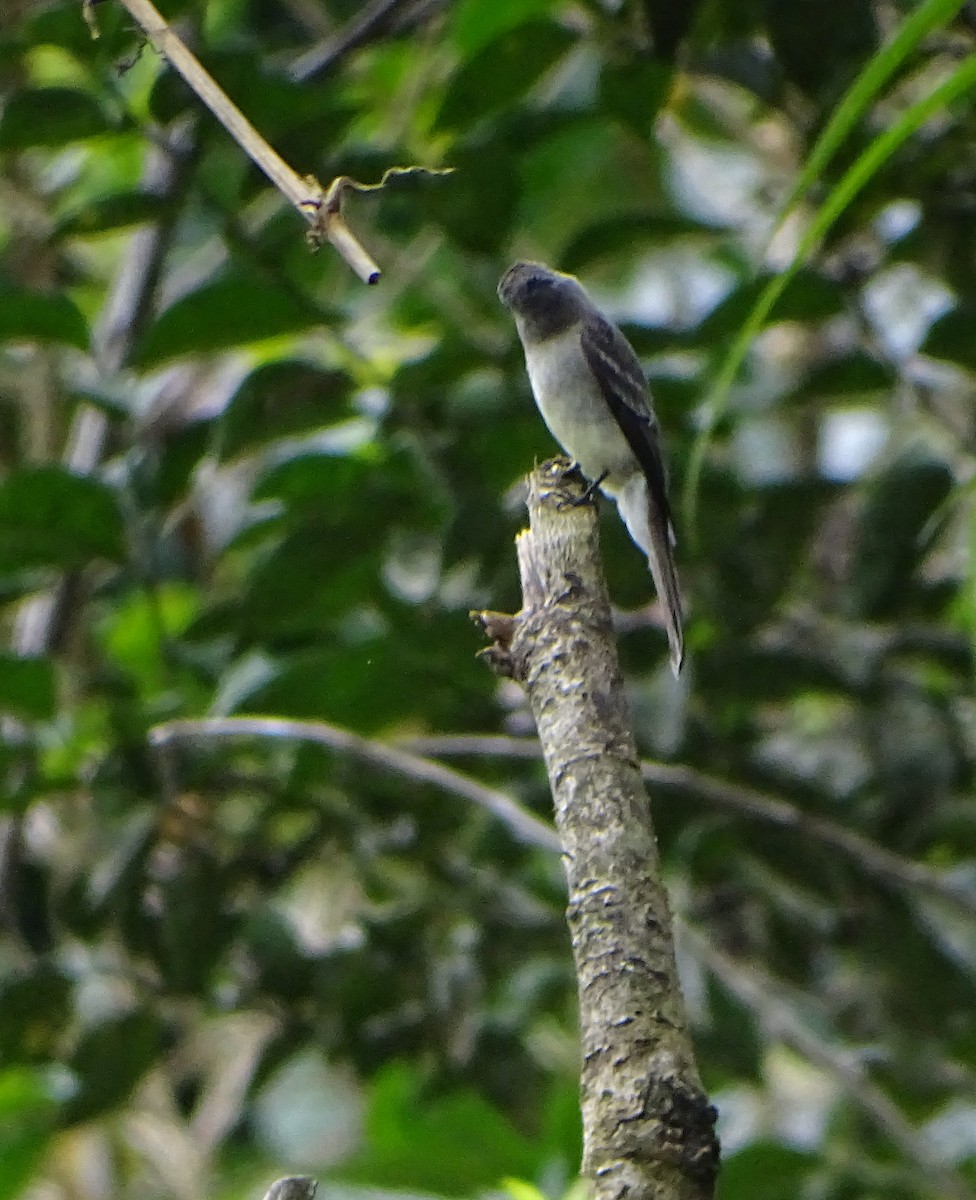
[498,260,683,674]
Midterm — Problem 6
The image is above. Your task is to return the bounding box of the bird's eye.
[524,276,545,293]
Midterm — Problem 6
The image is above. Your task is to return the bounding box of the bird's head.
[498,261,584,339]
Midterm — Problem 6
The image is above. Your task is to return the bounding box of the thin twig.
[148,716,560,854]
[107,0,385,281]
[399,733,976,922]
[115,0,315,212]
[641,761,976,919]
[289,0,416,81]
[683,923,976,1200]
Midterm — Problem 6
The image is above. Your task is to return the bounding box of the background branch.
[289,0,439,81]
[149,716,559,854]
[401,734,976,921]
[683,923,975,1200]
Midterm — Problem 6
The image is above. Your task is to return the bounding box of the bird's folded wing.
[580,314,675,539]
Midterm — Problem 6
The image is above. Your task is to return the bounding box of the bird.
[498,260,683,674]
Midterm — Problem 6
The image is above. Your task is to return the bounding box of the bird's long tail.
[612,473,684,675]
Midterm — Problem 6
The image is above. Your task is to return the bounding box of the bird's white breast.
[521,324,636,488]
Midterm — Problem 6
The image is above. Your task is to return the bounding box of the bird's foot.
[559,467,607,507]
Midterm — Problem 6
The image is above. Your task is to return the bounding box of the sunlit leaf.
[219,361,355,459]
[449,0,559,56]
[134,269,336,367]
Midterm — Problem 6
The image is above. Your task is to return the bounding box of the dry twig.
[85,0,451,282]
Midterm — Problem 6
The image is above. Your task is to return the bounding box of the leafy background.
[2,1,976,1199]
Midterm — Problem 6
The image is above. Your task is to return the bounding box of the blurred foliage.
[2,2,976,1200]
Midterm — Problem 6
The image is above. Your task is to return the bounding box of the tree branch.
[97,0,448,283]
[474,458,719,1200]
[683,923,976,1200]
[400,734,976,922]
[148,715,559,854]
[289,0,434,82]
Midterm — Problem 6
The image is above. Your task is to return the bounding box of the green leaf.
[0,966,71,1063]
[0,656,56,721]
[219,361,355,459]
[342,1062,538,1193]
[154,849,233,993]
[0,1069,58,1197]
[847,451,955,619]
[232,614,493,732]
[0,1126,52,1200]
[426,130,521,253]
[0,467,125,574]
[253,444,443,531]
[0,87,109,150]
[922,306,976,369]
[765,0,878,98]
[449,0,559,56]
[238,527,379,641]
[599,58,674,138]
[54,191,167,239]
[518,116,663,250]
[794,351,892,400]
[560,215,710,273]
[134,269,334,367]
[150,46,341,132]
[697,478,837,635]
[644,0,703,61]
[0,1067,59,1118]
[98,584,199,694]
[58,812,156,939]
[435,21,575,132]
[718,1144,815,1200]
[61,1010,165,1125]
[692,269,841,345]
[0,290,89,350]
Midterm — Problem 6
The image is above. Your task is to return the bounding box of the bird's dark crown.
[498,261,584,338]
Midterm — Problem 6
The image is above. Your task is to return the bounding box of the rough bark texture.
[477,459,718,1200]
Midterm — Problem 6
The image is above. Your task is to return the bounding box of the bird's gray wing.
[580,313,675,537]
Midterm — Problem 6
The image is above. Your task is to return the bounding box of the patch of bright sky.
[818,408,889,481]
[873,198,921,243]
[732,415,798,483]
[600,246,738,332]
[862,262,954,361]
[658,114,775,232]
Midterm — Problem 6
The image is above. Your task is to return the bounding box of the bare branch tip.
[471,609,517,645]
